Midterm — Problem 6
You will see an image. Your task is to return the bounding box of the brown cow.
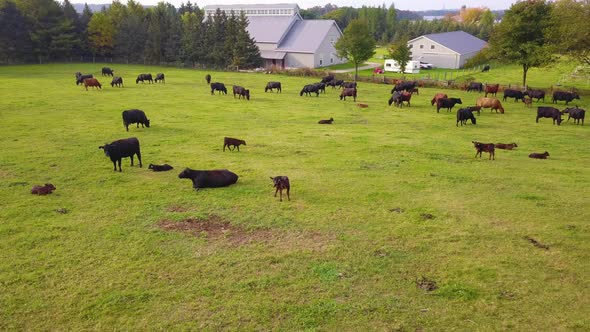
[523,97,533,108]
[431,93,448,106]
[31,183,56,195]
[476,97,505,114]
[472,141,495,160]
[495,143,518,150]
[83,78,101,91]
[485,84,499,97]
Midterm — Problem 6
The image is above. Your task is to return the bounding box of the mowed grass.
[0,63,589,330]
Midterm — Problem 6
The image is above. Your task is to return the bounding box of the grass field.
[1,63,589,330]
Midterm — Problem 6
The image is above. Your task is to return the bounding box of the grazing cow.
[529,151,550,159]
[391,81,417,93]
[340,88,357,101]
[397,92,412,107]
[472,141,495,160]
[313,82,326,93]
[342,81,357,89]
[270,176,290,201]
[102,67,114,76]
[233,85,250,100]
[211,82,227,95]
[388,91,403,107]
[562,107,585,125]
[327,79,343,88]
[318,117,334,124]
[536,106,562,125]
[409,88,419,95]
[110,76,123,87]
[467,82,483,93]
[465,105,482,115]
[122,109,150,131]
[178,168,239,191]
[154,73,165,83]
[436,98,462,113]
[76,73,93,85]
[83,78,101,91]
[223,137,246,151]
[321,74,335,83]
[31,183,56,195]
[98,137,142,172]
[300,84,320,97]
[431,93,448,106]
[482,65,490,72]
[552,91,580,105]
[148,163,173,171]
[524,89,545,102]
[495,143,518,150]
[485,84,499,97]
[205,74,211,84]
[456,108,477,126]
[265,81,282,93]
[523,97,533,108]
[503,89,525,102]
[476,97,505,114]
[136,73,153,84]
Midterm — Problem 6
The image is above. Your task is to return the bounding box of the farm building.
[203,3,345,69]
[407,30,487,69]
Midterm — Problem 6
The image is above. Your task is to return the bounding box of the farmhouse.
[203,3,345,69]
[408,30,487,69]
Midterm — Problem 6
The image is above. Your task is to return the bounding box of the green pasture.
[0,64,589,330]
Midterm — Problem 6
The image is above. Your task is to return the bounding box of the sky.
[77,0,518,11]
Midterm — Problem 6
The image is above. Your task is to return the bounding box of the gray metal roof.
[276,20,339,53]
[412,30,487,55]
[245,15,298,43]
[260,50,286,59]
[203,3,299,11]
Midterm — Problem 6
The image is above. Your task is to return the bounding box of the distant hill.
[72,3,109,13]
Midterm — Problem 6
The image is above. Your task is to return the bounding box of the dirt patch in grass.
[524,236,549,250]
[389,207,404,213]
[157,215,332,250]
[420,213,435,220]
[166,205,190,212]
[416,276,438,291]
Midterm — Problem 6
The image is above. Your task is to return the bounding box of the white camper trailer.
[383,60,421,74]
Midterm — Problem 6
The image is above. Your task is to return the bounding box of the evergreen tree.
[0,1,33,62]
[231,11,262,69]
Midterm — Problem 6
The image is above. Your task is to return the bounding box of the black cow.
[265,81,281,93]
[321,74,335,83]
[391,81,416,93]
[472,141,495,160]
[536,106,563,125]
[467,82,483,93]
[270,176,290,201]
[102,67,114,76]
[148,163,173,171]
[99,137,142,172]
[318,117,334,124]
[178,168,239,191]
[76,73,93,85]
[503,89,525,102]
[339,88,356,101]
[552,91,580,105]
[211,82,227,95]
[110,76,123,87]
[529,151,550,159]
[456,108,477,126]
[314,82,326,93]
[563,107,585,125]
[524,89,545,102]
[436,98,462,113]
[122,109,150,131]
[154,73,165,83]
[223,137,246,151]
[300,84,320,97]
[327,79,344,88]
[136,73,153,84]
[342,81,357,89]
[205,74,211,84]
[482,65,490,72]
[233,85,250,100]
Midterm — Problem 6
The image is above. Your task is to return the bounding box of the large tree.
[388,38,411,74]
[87,11,116,57]
[0,1,33,62]
[550,0,590,65]
[335,19,376,80]
[489,0,554,87]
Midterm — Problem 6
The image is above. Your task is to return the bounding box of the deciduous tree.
[335,19,376,80]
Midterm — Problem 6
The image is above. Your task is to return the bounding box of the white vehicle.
[383,59,421,74]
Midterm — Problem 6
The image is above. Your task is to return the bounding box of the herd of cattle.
[63,67,589,199]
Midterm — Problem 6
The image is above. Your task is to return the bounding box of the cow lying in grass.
[178,168,238,191]
[529,151,549,159]
[318,117,334,124]
[495,143,518,150]
[31,183,56,195]
[148,164,173,171]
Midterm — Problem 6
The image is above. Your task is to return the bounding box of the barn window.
[330,57,334,64]
[431,45,435,49]
[420,45,424,49]
[409,44,413,49]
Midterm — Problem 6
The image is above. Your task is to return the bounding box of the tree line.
[0,0,262,68]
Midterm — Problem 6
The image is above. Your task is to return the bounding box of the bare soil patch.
[524,236,549,250]
[420,213,435,220]
[416,276,438,291]
[166,205,190,212]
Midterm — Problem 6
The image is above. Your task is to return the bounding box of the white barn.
[203,3,345,69]
[407,30,487,69]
